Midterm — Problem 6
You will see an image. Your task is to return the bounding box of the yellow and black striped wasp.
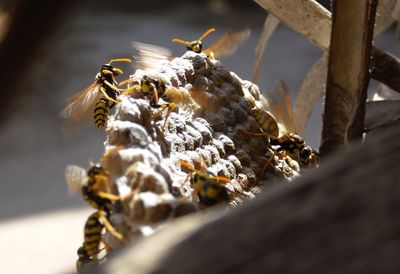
[242,80,319,173]
[172,27,251,59]
[75,211,111,272]
[179,157,230,207]
[61,58,131,130]
[120,42,194,131]
[65,163,128,272]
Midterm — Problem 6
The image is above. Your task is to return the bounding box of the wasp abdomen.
[249,107,279,137]
[82,212,103,258]
[94,98,109,129]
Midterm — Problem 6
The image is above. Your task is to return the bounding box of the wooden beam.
[320,0,377,155]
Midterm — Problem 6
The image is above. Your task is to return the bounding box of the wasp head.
[187,41,203,53]
[87,163,105,178]
[100,64,123,77]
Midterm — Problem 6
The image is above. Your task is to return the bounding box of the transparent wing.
[60,82,101,127]
[204,27,251,59]
[131,42,173,72]
[198,156,209,174]
[265,80,297,134]
[65,165,86,194]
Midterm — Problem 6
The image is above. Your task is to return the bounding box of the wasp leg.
[103,80,123,94]
[99,85,120,104]
[118,79,137,87]
[97,210,124,242]
[98,188,138,202]
[149,83,159,106]
[179,172,192,188]
[97,191,123,201]
[152,103,175,132]
[161,103,175,131]
[259,153,275,178]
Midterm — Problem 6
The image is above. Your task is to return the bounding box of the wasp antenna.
[215,176,231,184]
[172,38,190,45]
[114,68,124,75]
[178,160,195,171]
[109,58,132,64]
[197,28,216,41]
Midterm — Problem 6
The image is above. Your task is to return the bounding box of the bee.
[172,27,251,59]
[243,80,319,170]
[121,42,195,131]
[65,163,127,271]
[179,157,230,207]
[61,58,132,130]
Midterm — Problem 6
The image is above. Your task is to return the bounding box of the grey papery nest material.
[100,51,299,249]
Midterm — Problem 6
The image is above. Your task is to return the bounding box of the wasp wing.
[60,82,101,128]
[266,80,298,134]
[131,42,173,72]
[65,165,86,194]
[204,27,251,59]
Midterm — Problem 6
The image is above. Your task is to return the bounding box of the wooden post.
[320,0,377,155]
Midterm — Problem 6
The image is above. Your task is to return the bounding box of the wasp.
[76,211,108,272]
[121,42,195,131]
[61,58,132,130]
[179,157,230,207]
[65,163,126,211]
[65,163,129,272]
[172,27,251,59]
[243,80,319,172]
[246,95,279,138]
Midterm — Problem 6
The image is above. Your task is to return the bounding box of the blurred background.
[0,0,399,273]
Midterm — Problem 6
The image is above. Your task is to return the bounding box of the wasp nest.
[98,51,299,250]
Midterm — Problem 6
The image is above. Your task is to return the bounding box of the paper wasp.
[172,27,251,59]
[243,80,319,173]
[179,157,230,207]
[120,42,195,131]
[76,211,109,272]
[65,163,129,271]
[61,58,131,130]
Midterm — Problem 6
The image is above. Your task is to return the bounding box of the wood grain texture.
[91,109,400,274]
[320,0,376,155]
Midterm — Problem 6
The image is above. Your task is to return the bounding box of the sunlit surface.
[0,208,92,274]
